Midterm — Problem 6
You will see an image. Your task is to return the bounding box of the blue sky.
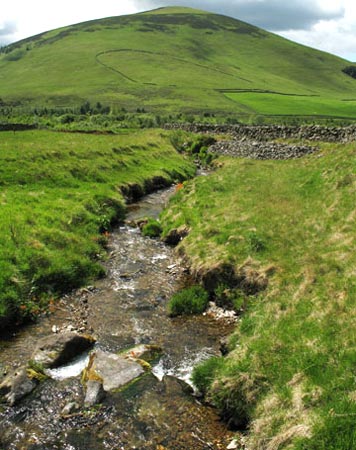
[1,0,355,61]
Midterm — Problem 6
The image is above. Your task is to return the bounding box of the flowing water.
[0,187,235,449]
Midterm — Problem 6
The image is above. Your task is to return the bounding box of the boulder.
[84,380,105,407]
[31,332,95,369]
[162,375,194,396]
[0,366,37,405]
[83,349,144,393]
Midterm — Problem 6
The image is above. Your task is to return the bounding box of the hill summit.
[0,6,355,117]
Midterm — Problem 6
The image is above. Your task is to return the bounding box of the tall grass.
[161,140,356,448]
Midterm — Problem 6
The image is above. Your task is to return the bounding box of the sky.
[1,0,355,62]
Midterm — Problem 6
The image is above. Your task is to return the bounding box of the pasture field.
[0,129,195,325]
[224,91,356,119]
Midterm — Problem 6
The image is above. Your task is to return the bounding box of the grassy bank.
[0,129,195,327]
[161,141,356,448]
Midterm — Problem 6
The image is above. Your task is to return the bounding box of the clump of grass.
[214,284,247,312]
[27,359,48,382]
[191,356,224,396]
[141,218,162,238]
[168,285,209,316]
[169,131,216,166]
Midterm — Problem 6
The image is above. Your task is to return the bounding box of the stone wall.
[164,123,356,143]
[209,140,316,160]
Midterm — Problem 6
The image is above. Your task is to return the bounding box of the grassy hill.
[1,6,356,119]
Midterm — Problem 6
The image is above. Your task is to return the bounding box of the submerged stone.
[61,401,80,416]
[162,375,194,396]
[124,344,163,364]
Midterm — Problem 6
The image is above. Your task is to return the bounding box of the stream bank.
[0,187,236,449]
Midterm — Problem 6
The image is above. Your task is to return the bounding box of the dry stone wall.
[209,139,316,160]
[164,123,356,143]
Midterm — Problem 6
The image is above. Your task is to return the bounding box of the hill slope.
[1,6,356,117]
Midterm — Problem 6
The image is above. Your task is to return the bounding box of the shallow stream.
[0,187,235,449]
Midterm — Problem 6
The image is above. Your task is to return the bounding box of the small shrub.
[198,147,215,166]
[232,295,245,312]
[192,356,224,396]
[189,135,216,155]
[169,130,189,153]
[59,113,75,124]
[168,285,209,316]
[4,49,25,62]
[214,283,231,307]
[141,218,162,238]
[342,66,356,79]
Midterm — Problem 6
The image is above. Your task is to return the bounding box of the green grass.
[161,139,356,447]
[168,285,209,316]
[0,129,195,326]
[141,218,162,238]
[191,356,225,396]
[0,7,356,118]
[224,92,356,118]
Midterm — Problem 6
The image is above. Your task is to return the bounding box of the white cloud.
[281,0,356,61]
[0,21,17,45]
[2,0,137,43]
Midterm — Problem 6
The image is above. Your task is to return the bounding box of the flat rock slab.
[86,349,144,392]
[31,332,95,369]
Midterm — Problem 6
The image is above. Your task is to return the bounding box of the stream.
[0,186,235,449]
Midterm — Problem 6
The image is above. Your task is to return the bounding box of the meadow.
[161,138,356,449]
[224,91,356,120]
[0,129,195,326]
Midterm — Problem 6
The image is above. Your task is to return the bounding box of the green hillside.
[1,6,356,118]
